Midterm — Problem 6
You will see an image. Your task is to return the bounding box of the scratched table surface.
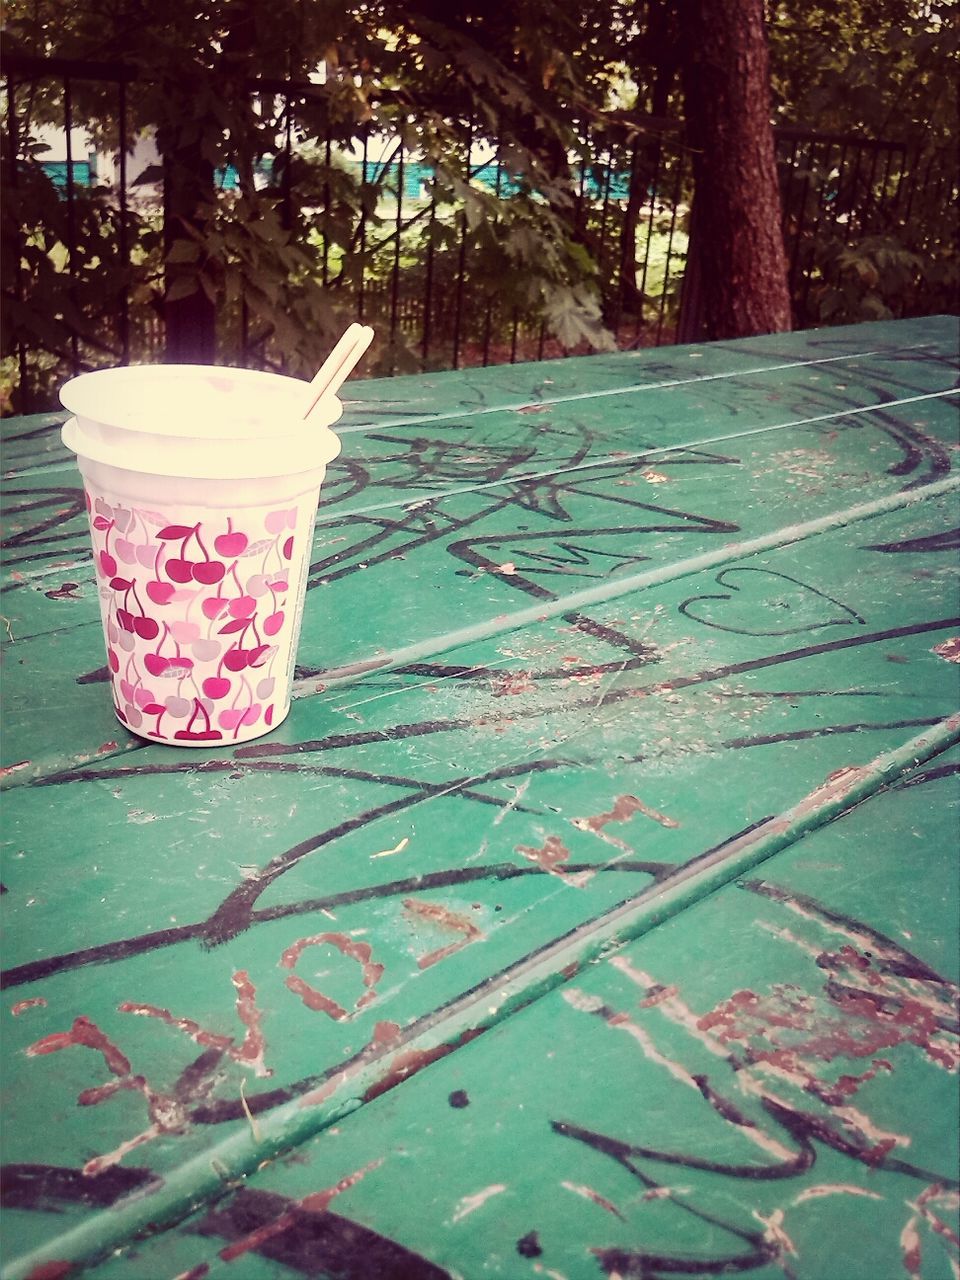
[1,316,958,1280]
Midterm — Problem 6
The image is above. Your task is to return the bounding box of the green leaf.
[166,239,201,265]
[164,276,199,303]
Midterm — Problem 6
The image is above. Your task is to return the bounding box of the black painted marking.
[0,416,67,444]
[0,1162,161,1210]
[562,610,661,660]
[239,617,960,757]
[894,761,960,789]
[0,487,87,554]
[447,510,739,602]
[593,1244,776,1277]
[516,1230,543,1258]
[0,859,672,990]
[555,1085,957,1189]
[33,755,545,818]
[194,1188,451,1278]
[739,879,951,985]
[307,492,519,589]
[76,664,112,685]
[447,1090,470,1109]
[723,716,941,749]
[863,527,960,553]
[679,568,866,637]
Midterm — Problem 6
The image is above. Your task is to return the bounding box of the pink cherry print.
[119,677,136,703]
[146,580,176,605]
[241,704,262,726]
[174,715,222,743]
[228,596,256,619]
[191,638,222,662]
[133,616,160,640]
[144,653,167,677]
[114,537,137,564]
[164,657,194,678]
[107,648,120,673]
[192,561,225,585]
[124,704,144,729]
[171,620,201,644]
[84,490,92,513]
[202,676,232,700]
[188,528,225,584]
[246,644,270,668]
[265,704,275,726]
[215,521,248,557]
[112,506,133,533]
[164,695,193,719]
[107,621,120,644]
[282,536,294,561]
[223,649,248,672]
[201,596,230,620]
[256,677,276,699]
[246,574,269,598]
[166,559,194,583]
[94,498,112,519]
[218,708,244,730]
[136,544,157,569]
[263,611,285,636]
[265,510,287,534]
[117,631,136,652]
[100,550,118,577]
[134,686,158,709]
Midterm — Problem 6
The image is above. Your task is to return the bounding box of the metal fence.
[2,53,953,413]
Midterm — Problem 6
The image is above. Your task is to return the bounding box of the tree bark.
[159,98,216,364]
[679,0,792,339]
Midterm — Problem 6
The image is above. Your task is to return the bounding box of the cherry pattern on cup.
[87,496,303,744]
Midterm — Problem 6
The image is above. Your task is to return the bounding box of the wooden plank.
[3,318,951,477]
[1,319,957,1278]
[1,485,957,1275]
[1,371,957,775]
[332,313,958,430]
[10,744,959,1280]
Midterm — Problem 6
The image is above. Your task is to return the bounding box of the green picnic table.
[1,316,958,1280]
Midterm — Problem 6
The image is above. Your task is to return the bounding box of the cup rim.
[61,415,342,479]
[60,364,341,440]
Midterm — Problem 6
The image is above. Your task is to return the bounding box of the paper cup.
[60,365,342,746]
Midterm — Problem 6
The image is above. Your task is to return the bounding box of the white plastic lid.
[60,364,343,479]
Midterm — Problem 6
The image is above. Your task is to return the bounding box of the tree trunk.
[160,113,216,364]
[679,0,792,339]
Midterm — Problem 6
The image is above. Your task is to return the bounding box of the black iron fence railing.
[2,53,954,413]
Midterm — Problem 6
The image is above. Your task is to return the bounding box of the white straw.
[302,323,375,420]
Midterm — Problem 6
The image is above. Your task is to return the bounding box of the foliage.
[2,0,645,407]
[768,0,958,326]
[1,0,956,410]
